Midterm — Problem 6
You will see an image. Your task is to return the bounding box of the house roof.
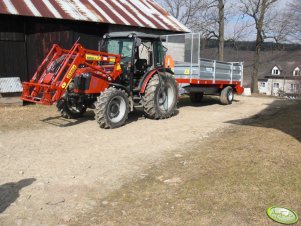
[0,0,190,33]
[258,60,301,79]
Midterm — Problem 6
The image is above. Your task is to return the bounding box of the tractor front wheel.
[142,73,178,119]
[94,87,129,129]
[56,93,86,119]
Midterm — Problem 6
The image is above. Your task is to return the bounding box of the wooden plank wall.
[0,14,108,81]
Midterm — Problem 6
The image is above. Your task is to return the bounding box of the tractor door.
[105,38,135,84]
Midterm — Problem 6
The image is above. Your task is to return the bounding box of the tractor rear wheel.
[190,92,204,103]
[220,86,234,105]
[142,73,178,119]
[56,93,86,119]
[94,87,129,129]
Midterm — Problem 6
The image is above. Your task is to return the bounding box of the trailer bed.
[162,33,244,95]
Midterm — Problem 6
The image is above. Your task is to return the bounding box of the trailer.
[163,33,244,104]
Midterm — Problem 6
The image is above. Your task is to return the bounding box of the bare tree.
[239,0,278,93]
[263,9,292,44]
[288,0,301,43]
[160,0,226,60]
[160,0,208,31]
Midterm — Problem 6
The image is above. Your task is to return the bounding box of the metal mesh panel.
[163,33,200,64]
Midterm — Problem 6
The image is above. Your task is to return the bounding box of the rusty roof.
[0,0,190,32]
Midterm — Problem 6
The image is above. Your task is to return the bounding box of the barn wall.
[0,15,27,81]
[0,14,108,81]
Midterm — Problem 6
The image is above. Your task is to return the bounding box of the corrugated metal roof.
[0,0,190,32]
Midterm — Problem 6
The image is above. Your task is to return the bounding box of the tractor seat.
[135,59,148,74]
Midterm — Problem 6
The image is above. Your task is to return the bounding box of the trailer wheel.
[220,86,234,105]
[94,87,129,129]
[190,92,204,103]
[56,93,86,119]
[142,73,178,119]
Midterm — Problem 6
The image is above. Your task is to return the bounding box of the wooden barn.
[0,0,189,82]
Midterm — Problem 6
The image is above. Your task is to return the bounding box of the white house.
[258,63,300,97]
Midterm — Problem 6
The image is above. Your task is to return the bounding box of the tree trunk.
[251,1,268,94]
[218,0,224,61]
[252,33,261,93]
[252,51,260,93]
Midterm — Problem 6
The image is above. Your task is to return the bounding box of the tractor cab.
[100,32,166,91]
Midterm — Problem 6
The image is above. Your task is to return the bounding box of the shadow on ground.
[226,99,301,142]
[40,102,184,128]
[39,95,234,128]
[177,96,222,108]
[0,178,36,213]
[41,111,95,127]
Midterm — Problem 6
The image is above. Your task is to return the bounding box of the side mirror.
[98,39,105,51]
[135,38,142,47]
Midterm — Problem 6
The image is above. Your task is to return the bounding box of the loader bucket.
[21,43,79,105]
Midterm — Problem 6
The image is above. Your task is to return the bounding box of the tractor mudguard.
[139,68,174,94]
[109,83,130,95]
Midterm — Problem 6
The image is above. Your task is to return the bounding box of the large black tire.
[142,73,178,119]
[190,92,204,103]
[56,93,86,119]
[94,87,129,129]
[220,86,234,105]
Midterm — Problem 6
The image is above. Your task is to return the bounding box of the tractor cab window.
[107,38,134,64]
[135,41,152,74]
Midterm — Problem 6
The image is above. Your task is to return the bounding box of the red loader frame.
[21,42,122,105]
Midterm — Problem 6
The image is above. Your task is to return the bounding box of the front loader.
[21,32,178,129]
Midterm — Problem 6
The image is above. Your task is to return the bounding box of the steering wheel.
[121,55,131,63]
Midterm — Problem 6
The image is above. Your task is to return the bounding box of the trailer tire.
[142,73,178,119]
[220,86,234,105]
[190,92,204,103]
[94,87,129,129]
[57,93,86,119]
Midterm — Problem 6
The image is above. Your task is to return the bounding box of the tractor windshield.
[107,38,134,63]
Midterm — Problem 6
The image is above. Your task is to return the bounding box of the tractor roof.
[105,31,166,40]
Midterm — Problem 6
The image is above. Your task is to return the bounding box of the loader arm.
[21,43,122,105]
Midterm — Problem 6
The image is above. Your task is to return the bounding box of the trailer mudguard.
[235,85,244,95]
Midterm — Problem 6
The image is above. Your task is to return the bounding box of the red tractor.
[21,32,178,128]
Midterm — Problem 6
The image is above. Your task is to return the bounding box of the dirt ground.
[0,95,300,225]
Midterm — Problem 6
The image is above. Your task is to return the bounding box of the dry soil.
[0,95,299,225]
